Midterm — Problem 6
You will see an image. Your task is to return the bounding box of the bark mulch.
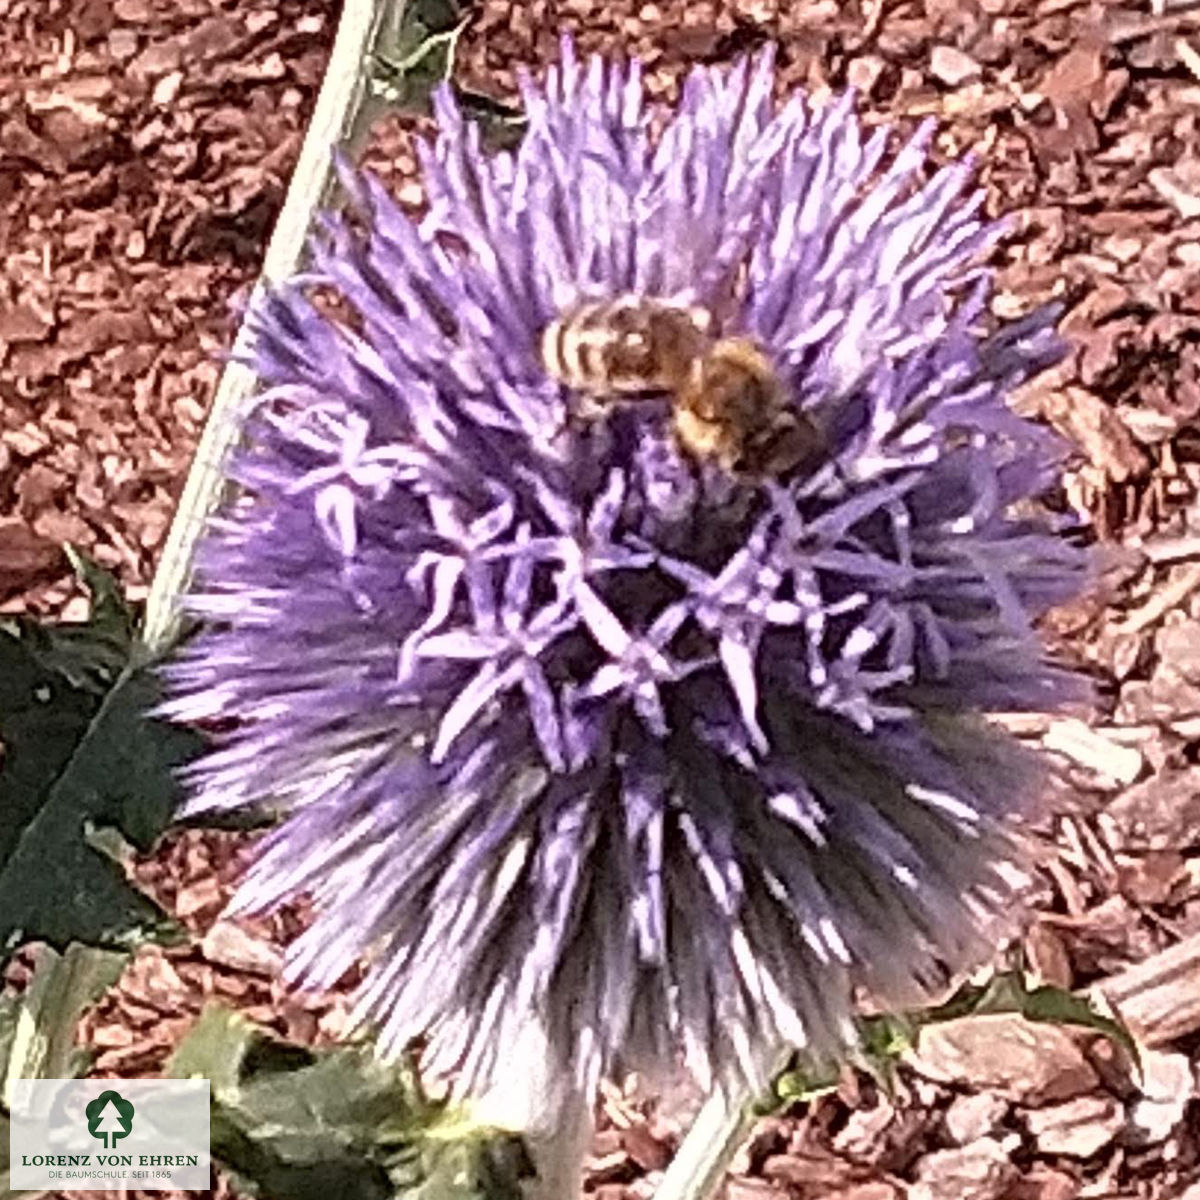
[5,0,1200,1198]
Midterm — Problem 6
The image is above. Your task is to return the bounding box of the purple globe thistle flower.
[162,42,1089,1101]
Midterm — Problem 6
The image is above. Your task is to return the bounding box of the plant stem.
[654,1087,756,1200]
[472,1020,594,1200]
[141,0,392,652]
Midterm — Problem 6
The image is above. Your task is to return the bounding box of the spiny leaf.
[762,1065,838,1110]
[758,968,1140,1113]
[455,88,526,152]
[0,558,197,960]
[168,1005,531,1200]
[0,943,128,1199]
[370,0,465,112]
[0,942,129,1092]
[367,0,526,153]
[169,1005,400,1200]
[63,546,134,645]
[391,1128,532,1200]
[912,968,1140,1068]
[0,551,131,710]
[1021,984,1140,1071]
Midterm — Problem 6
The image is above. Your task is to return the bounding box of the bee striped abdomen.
[541,296,712,395]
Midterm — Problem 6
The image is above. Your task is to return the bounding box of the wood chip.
[1094,932,1200,1045]
[1117,564,1200,633]
[1042,719,1145,785]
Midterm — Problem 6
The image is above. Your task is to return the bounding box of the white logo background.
[9,1079,210,1191]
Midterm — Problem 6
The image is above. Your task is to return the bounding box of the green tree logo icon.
[85,1090,135,1149]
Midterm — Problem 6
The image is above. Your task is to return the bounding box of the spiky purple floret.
[162,42,1090,1095]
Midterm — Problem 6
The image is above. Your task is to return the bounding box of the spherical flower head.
[162,41,1090,1099]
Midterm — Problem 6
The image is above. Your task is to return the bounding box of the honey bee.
[673,337,822,478]
[540,294,713,396]
[541,295,822,479]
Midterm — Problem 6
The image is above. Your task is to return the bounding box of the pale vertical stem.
[520,1097,595,1200]
[141,0,393,652]
[653,1087,757,1200]
[471,1019,595,1200]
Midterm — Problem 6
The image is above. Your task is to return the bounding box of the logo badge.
[9,1079,209,1191]
[85,1090,135,1149]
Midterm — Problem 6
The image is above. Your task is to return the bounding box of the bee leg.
[765,413,825,476]
[672,407,732,466]
[572,391,613,423]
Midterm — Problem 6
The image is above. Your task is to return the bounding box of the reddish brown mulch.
[6,0,1200,1198]
[0,0,336,616]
